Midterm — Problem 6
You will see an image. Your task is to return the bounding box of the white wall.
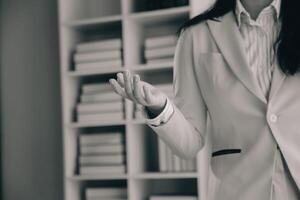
[0,0,63,199]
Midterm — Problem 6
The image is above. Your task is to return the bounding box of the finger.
[124,70,135,99]
[143,84,154,105]
[116,72,125,87]
[133,75,148,105]
[109,79,128,99]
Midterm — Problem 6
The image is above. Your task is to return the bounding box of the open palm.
[109,70,167,117]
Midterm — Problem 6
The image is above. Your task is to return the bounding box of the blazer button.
[270,114,278,123]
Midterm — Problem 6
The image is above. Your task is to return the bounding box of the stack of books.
[77,82,124,122]
[79,131,126,175]
[145,0,189,11]
[74,38,123,71]
[85,187,127,200]
[149,195,197,200]
[144,35,177,64]
[134,83,173,119]
[158,138,197,172]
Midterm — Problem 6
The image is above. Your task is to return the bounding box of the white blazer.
[148,11,300,200]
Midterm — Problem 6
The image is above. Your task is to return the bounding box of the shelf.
[66,119,148,128]
[58,0,198,199]
[62,6,190,29]
[129,6,190,25]
[62,15,122,29]
[67,120,127,128]
[68,174,128,181]
[133,172,198,179]
[66,67,125,77]
[66,62,173,77]
[67,119,148,128]
[67,172,197,181]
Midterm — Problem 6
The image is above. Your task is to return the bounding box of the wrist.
[145,98,167,119]
[144,97,174,127]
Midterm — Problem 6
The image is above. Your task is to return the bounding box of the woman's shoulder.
[177,21,212,50]
[179,21,211,41]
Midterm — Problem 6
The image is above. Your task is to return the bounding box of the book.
[80,132,123,146]
[86,187,127,198]
[173,154,181,172]
[145,35,177,49]
[77,111,124,122]
[75,50,122,63]
[80,144,125,155]
[75,59,122,71]
[149,195,198,200]
[77,101,123,114]
[80,165,126,174]
[166,145,173,172]
[158,138,168,172]
[145,46,176,59]
[81,92,122,103]
[77,38,122,53]
[79,154,125,165]
[186,159,197,172]
[180,159,187,172]
[82,83,114,94]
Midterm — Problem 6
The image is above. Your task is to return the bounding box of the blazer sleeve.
[148,28,208,159]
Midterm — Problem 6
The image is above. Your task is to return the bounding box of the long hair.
[177,0,300,75]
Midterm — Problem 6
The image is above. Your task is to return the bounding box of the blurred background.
[0,0,212,200]
[0,0,62,200]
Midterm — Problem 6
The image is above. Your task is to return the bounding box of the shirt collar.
[235,0,281,27]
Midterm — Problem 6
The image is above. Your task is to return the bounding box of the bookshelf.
[57,1,205,200]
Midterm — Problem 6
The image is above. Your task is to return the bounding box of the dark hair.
[177,0,300,75]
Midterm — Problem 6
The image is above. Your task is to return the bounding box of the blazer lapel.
[206,11,267,104]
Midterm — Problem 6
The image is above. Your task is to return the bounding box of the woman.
[109,0,300,199]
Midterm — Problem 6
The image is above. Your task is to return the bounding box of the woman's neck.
[240,0,274,19]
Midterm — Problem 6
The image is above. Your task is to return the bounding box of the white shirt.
[235,0,281,99]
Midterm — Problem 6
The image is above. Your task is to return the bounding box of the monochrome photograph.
[0,0,299,199]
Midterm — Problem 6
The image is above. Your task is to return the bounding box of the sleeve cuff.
[141,97,174,127]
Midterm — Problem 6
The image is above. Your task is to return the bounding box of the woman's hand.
[109,70,168,118]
